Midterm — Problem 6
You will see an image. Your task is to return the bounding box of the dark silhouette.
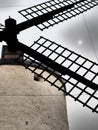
[0,0,98,113]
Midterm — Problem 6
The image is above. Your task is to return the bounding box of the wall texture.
[0,65,69,130]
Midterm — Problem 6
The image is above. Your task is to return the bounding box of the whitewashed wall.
[0,65,69,130]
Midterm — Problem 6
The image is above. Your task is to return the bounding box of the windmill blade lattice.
[18,0,98,30]
[17,36,98,113]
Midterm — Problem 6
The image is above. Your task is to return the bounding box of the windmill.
[0,0,98,115]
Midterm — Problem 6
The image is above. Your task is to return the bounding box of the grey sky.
[0,0,19,5]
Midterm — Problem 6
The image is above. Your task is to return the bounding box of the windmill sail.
[17,36,98,113]
[18,0,98,30]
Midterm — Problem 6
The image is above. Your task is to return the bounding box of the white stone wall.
[0,65,69,130]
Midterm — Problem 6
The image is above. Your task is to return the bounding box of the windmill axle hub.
[1,17,19,51]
